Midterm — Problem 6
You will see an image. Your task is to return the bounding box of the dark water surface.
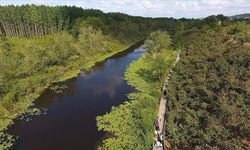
[8,45,144,150]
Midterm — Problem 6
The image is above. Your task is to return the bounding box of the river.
[7,44,144,150]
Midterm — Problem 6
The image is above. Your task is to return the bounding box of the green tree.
[144,30,171,82]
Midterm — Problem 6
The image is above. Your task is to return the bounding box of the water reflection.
[8,46,144,150]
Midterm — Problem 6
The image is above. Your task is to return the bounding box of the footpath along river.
[7,43,144,150]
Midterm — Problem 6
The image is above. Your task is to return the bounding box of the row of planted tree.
[0,5,231,40]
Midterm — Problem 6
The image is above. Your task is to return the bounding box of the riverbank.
[56,40,144,82]
[0,33,141,149]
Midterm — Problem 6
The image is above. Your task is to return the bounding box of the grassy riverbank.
[97,31,177,149]
[0,30,134,149]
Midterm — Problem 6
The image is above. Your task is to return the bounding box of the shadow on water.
[7,41,145,150]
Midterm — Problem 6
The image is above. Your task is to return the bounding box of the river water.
[8,44,144,150]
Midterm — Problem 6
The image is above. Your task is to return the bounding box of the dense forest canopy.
[165,23,250,149]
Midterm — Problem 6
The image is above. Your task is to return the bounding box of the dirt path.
[153,50,181,150]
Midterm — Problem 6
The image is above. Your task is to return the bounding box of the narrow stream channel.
[7,44,144,150]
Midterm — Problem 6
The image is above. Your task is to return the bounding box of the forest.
[165,23,250,149]
[0,4,249,150]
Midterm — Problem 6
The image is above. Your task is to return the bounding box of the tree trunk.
[0,21,7,36]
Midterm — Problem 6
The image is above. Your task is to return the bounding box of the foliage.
[166,27,250,149]
[143,30,172,82]
[0,133,14,150]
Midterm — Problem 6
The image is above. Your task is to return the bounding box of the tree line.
[0,5,230,41]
